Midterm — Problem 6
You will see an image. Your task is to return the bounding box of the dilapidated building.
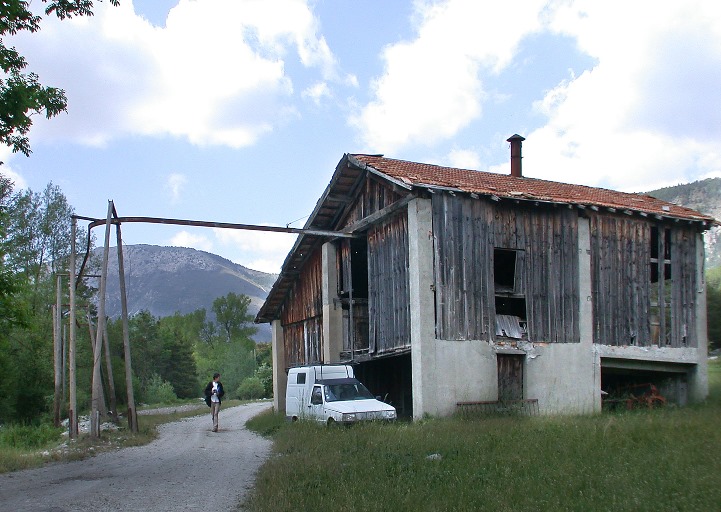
[256,136,717,419]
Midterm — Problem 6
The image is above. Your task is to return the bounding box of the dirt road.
[0,402,273,512]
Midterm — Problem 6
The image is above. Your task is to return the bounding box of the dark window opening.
[297,372,306,385]
[493,248,527,339]
[338,238,368,299]
[494,249,517,292]
[495,296,527,318]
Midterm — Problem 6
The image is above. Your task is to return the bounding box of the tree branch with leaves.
[0,0,119,156]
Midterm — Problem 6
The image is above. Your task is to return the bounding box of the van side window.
[311,386,323,405]
[297,372,306,384]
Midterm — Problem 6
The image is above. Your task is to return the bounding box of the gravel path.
[0,402,273,512]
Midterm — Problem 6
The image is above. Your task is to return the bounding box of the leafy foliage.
[212,292,257,347]
[0,1,119,155]
[708,266,721,350]
[236,377,265,400]
[142,374,177,405]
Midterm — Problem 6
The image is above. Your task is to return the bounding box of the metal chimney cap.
[507,134,525,142]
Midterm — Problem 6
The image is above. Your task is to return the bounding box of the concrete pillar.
[408,198,437,419]
[271,319,287,414]
[322,242,343,363]
[690,232,709,402]
[578,217,601,412]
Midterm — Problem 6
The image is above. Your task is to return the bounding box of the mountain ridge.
[93,244,277,343]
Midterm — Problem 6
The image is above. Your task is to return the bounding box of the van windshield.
[325,382,374,402]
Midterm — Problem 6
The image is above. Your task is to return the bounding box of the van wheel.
[327,418,337,427]
[291,416,298,422]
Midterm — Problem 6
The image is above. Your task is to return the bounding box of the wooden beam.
[342,195,415,234]
[74,215,358,239]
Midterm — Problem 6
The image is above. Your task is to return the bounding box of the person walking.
[204,373,224,432]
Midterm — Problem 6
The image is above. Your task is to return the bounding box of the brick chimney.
[507,134,525,177]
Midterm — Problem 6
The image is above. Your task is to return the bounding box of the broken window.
[493,249,527,339]
[337,238,369,299]
[650,226,672,345]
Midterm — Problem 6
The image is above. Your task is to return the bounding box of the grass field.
[244,360,721,512]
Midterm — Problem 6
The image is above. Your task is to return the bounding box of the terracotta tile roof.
[352,154,717,225]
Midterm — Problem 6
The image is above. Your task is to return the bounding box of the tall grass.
[245,361,721,512]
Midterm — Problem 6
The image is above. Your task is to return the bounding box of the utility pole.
[91,200,113,438]
[102,320,119,424]
[68,218,78,438]
[115,217,138,432]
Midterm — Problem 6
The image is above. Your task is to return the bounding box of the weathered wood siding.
[432,194,580,343]
[368,213,411,353]
[342,176,403,227]
[671,229,698,347]
[590,215,698,347]
[280,250,323,367]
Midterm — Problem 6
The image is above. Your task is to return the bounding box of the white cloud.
[446,148,481,170]
[213,227,295,274]
[523,0,721,190]
[165,173,187,203]
[302,82,331,105]
[350,0,547,152]
[10,0,339,148]
[169,230,214,252]
[0,145,26,190]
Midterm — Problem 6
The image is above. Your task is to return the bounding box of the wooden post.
[68,218,78,438]
[53,274,63,426]
[116,221,138,432]
[52,287,61,428]
[102,321,119,423]
[87,313,108,420]
[91,200,113,438]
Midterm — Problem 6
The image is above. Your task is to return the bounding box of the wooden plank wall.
[671,229,698,347]
[432,194,580,343]
[342,176,403,227]
[590,215,651,345]
[280,250,323,367]
[589,215,698,347]
[368,212,411,353]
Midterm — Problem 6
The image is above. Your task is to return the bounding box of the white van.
[286,365,397,425]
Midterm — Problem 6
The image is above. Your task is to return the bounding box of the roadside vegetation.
[0,178,271,473]
[244,360,721,512]
[0,398,251,474]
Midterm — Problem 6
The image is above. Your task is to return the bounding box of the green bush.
[237,377,265,400]
[0,423,63,450]
[143,374,177,405]
[255,364,273,397]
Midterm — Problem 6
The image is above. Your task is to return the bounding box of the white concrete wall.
[322,242,343,363]
[423,340,497,416]
[271,320,286,414]
[407,198,438,420]
[524,343,598,414]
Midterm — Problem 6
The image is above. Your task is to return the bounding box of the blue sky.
[4,0,720,273]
